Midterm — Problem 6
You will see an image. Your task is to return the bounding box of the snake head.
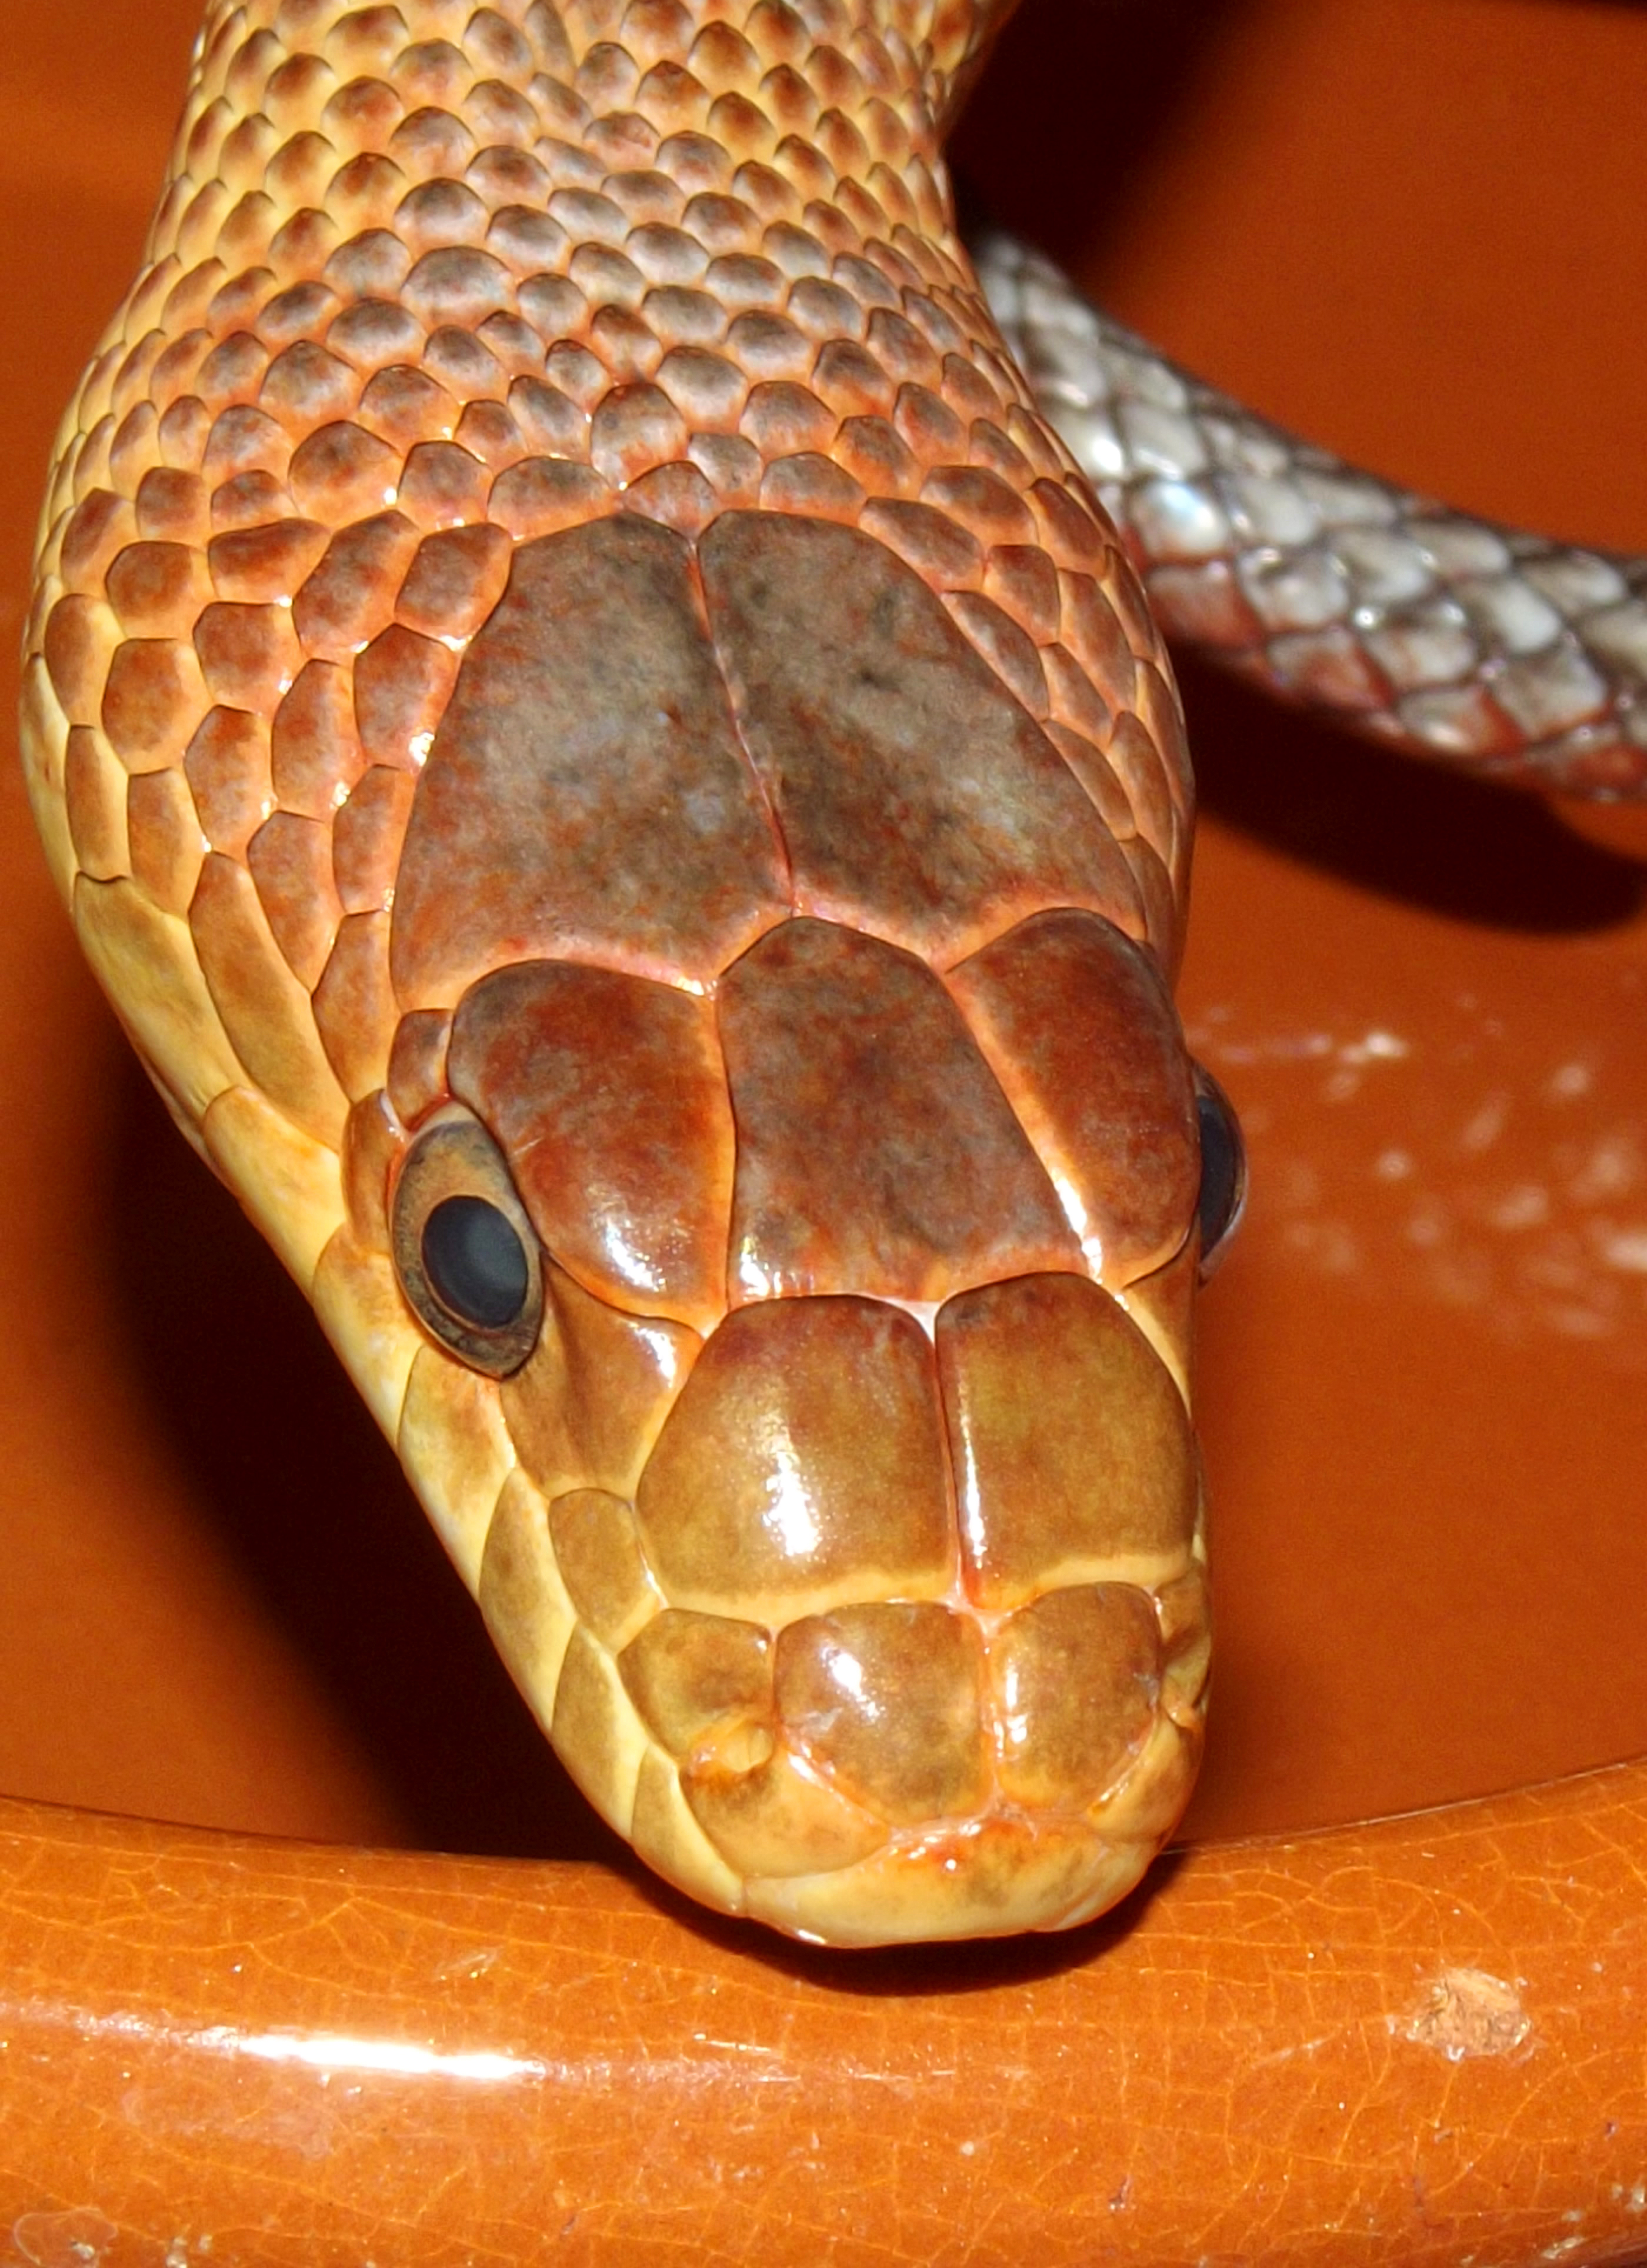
[22,0,1224,1945]
[292,507,1218,1945]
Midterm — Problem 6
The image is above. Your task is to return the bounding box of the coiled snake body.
[22,0,1641,1947]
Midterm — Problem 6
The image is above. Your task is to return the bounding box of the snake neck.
[167,0,1018,284]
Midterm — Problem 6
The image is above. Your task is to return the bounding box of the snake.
[19,0,1645,1950]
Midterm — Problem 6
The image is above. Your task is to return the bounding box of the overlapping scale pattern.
[21,0,1208,1945]
[981,231,1647,796]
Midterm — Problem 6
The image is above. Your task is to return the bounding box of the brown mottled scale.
[22,0,1205,1946]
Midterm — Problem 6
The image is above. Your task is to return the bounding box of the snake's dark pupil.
[422,1196,529,1330]
[1195,1075,1246,1259]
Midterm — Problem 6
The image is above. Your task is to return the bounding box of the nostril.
[712,1721,775,1775]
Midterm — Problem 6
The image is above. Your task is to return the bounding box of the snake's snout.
[475,1272,1208,1946]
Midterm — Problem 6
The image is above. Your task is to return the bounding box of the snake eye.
[1193,1065,1247,1279]
[391,1109,543,1377]
[423,1196,531,1330]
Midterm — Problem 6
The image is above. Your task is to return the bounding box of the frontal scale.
[22,0,1211,1945]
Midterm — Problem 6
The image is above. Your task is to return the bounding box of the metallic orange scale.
[21,0,1212,1945]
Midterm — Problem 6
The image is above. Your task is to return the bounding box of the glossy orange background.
[1,1,1645,2259]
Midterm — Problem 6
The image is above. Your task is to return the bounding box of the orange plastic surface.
[1,0,1645,2259]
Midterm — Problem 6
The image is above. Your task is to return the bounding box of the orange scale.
[1108,709,1185,863]
[156,396,213,473]
[206,518,329,605]
[312,912,398,1101]
[58,490,138,588]
[101,636,209,771]
[395,439,492,526]
[202,401,289,484]
[588,305,664,382]
[352,623,459,768]
[198,333,272,413]
[633,61,712,139]
[395,521,513,638]
[291,512,420,656]
[508,374,590,455]
[325,151,413,237]
[192,599,303,713]
[421,324,509,399]
[718,917,1079,1306]
[355,365,454,449]
[125,766,204,917]
[619,1609,774,1763]
[865,305,938,386]
[388,109,478,191]
[266,130,341,215]
[1042,645,1116,755]
[62,730,127,882]
[934,1272,1199,1614]
[945,908,1199,1287]
[209,471,299,534]
[384,1006,451,1126]
[856,493,978,582]
[589,382,688,485]
[524,288,598,368]
[326,298,428,375]
[833,412,916,497]
[1119,838,1179,973]
[684,431,761,503]
[105,541,214,639]
[488,457,612,538]
[319,75,405,154]
[686,22,760,97]
[724,309,812,382]
[257,280,345,353]
[785,275,864,341]
[569,243,648,312]
[184,705,273,858]
[186,852,345,1141]
[921,461,1036,545]
[622,460,719,535]
[737,378,833,454]
[546,1489,661,1651]
[892,379,964,460]
[246,809,344,989]
[288,419,402,520]
[943,588,1049,717]
[757,452,862,520]
[389,514,786,1008]
[939,352,1001,424]
[499,1256,700,1509]
[987,1584,1163,1813]
[447,956,735,1334]
[775,1602,991,1827]
[395,176,490,254]
[271,659,366,818]
[1026,476,1109,569]
[389,41,473,112]
[634,1294,956,1623]
[654,129,732,198]
[699,510,1137,967]
[1059,569,1139,713]
[466,82,538,149]
[982,541,1061,643]
[655,345,746,427]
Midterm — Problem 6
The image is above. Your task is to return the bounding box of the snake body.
[980,233,1647,798]
[26,1,1633,1949]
